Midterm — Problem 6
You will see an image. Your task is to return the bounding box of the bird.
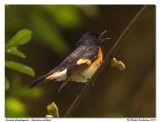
[30,30,109,92]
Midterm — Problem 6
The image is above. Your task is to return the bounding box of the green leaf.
[5,29,32,49]
[5,77,9,90]
[10,75,43,98]
[26,87,43,98]
[6,47,26,58]
[5,60,35,77]
[47,102,59,117]
[43,6,81,28]
[5,97,28,117]
[30,12,71,56]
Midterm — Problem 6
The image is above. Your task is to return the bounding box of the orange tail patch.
[46,71,61,80]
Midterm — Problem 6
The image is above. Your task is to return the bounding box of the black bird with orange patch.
[30,30,109,92]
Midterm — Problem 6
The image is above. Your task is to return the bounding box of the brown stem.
[64,5,148,117]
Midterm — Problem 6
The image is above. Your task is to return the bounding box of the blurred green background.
[5,5,155,117]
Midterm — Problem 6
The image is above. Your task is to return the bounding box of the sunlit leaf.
[5,29,32,49]
[8,74,43,98]
[5,60,35,77]
[30,12,70,56]
[77,5,99,17]
[46,115,53,117]
[18,87,43,98]
[27,87,43,98]
[5,97,28,117]
[110,57,125,71]
[6,47,26,58]
[5,77,9,90]
[43,5,81,29]
[47,102,59,117]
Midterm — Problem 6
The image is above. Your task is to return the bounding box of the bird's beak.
[99,30,111,42]
[102,37,111,42]
[99,30,107,39]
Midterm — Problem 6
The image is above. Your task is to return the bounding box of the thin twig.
[64,5,148,117]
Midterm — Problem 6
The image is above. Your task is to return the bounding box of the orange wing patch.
[46,71,61,80]
[77,59,91,65]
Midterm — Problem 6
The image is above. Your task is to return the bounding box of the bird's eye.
[99,40,103,43]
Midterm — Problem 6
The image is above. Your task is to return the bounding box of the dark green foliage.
[5,29,34,90]
[5,29,40,117]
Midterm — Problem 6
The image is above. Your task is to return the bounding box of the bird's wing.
[58,45,100,92]
[67,46,99,76]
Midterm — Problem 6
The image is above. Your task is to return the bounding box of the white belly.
[70,62,101,83]
[50,69,67,81]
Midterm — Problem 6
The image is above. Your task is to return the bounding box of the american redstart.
[30,30,110,92]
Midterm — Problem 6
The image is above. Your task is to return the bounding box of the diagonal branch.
[64,5,148,117]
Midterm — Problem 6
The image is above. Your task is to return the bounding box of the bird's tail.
[29,74,49,89]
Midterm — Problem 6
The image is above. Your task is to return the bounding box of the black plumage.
[30,31,107,92]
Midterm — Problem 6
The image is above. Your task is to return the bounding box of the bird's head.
[76,30,110,47]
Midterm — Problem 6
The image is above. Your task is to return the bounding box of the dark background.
[5,5,155,117]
